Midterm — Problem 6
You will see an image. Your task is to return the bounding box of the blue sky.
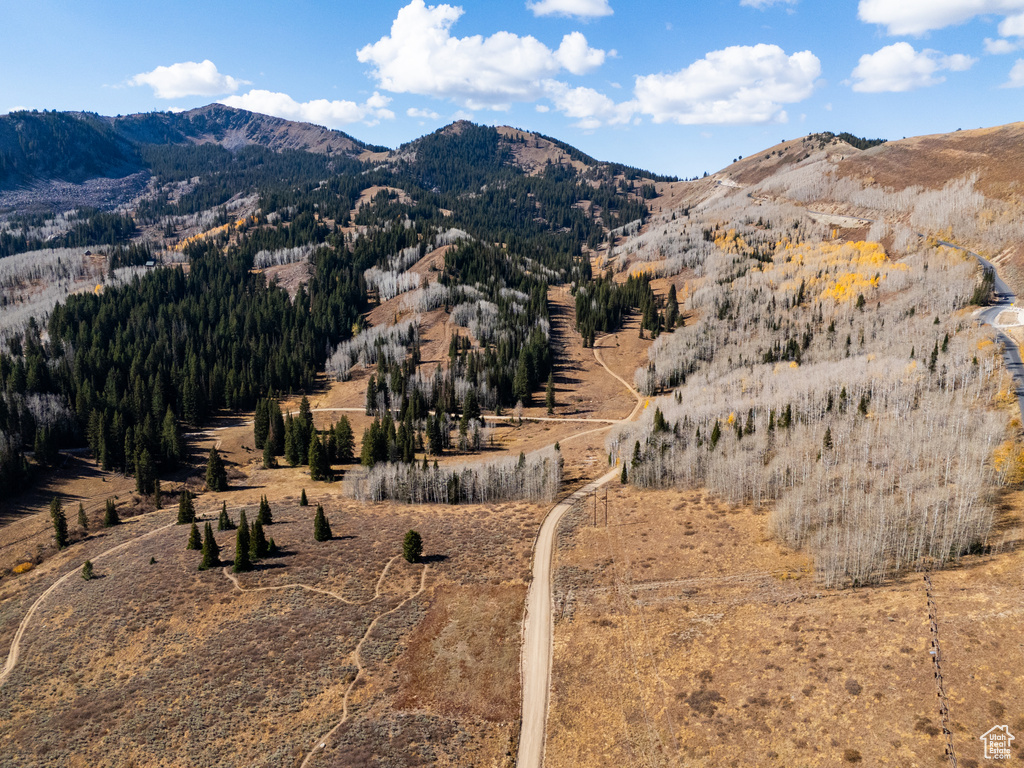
[2,0,1024,177]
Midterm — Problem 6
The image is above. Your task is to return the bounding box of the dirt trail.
[299,563,429,768]
[517,336,644,768]
[222,552,428,765]
[221,554,401,606]
[0,519,178,689]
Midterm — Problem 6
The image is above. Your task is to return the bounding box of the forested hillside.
[1,106,1017,588]
[0,113,656,498]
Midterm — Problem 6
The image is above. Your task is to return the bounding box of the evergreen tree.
[366,375,378,415]
[77,502,88,532]
[268,399,286,456]
[299,488,308,506]
[621,462,628,484]
[81,560,94,580]
[160,407,184,466]
[50,497,69,549]
[546,372,556,415]
[403,529,423,563]
[427,414,443,456]
[313,504,332,541]
[254,398,270,449]
[284,413,300,466]
[513,354,531,406]
[103,497,120,527]
[154,479,162,509]
[309,432,328,481]
[258,495,273,525]
[652,407,668,433]
[823,426,834,451]
[177,492,195,525]
[218,501,233,531]
[250,518,269,561]
[262,437,275,468]
[297,396,313,464]
[199,522,220,570]
[710,420,721,448]
[233,511,252,572]
[463,388,481,423]
[135,446,155,495]
[186,521,201,550]
[335,416,355,463]
[205,446,227,491]
[666,284,679,329]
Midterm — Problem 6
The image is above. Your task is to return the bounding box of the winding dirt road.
[516,340,644,768]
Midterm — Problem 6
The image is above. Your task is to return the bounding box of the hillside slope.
[0,105,373,191]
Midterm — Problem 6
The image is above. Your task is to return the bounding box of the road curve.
[517,340,644,768]
[936,240,1024,420]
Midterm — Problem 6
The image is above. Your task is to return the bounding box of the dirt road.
[516,340,644,768]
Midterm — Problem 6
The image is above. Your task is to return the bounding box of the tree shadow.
[420,553,448,564]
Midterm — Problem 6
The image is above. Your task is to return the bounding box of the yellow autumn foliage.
[993,440,1024,485]
[996,388,1018,408]
[714,228,748,254]
[173,217,250,252]
[12,562,33,575]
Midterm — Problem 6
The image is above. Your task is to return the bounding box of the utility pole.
[924,574,958,768]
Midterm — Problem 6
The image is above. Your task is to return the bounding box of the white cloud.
[407,107,441,119]
[1002,58,1024,85]
[555,31,606,74]
[850,42,976,92]
[130,60,248,99]
[219,89,395,127]
[526,0,613,17]
[541,80,634,128]
[985,37,1019,53]
[858,0,1024,35]
[741,0,797,8]
[356,0,606,109]
[1000,11,1024,34]
[631,44,820,125]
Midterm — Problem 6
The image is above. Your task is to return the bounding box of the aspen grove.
[608,195,1010,587]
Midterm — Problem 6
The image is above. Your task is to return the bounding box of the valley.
[0,107,1021,767]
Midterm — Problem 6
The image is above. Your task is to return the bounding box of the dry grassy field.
[546,485,1024,768]
[0,485,548,767]
[0,272,654,768]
